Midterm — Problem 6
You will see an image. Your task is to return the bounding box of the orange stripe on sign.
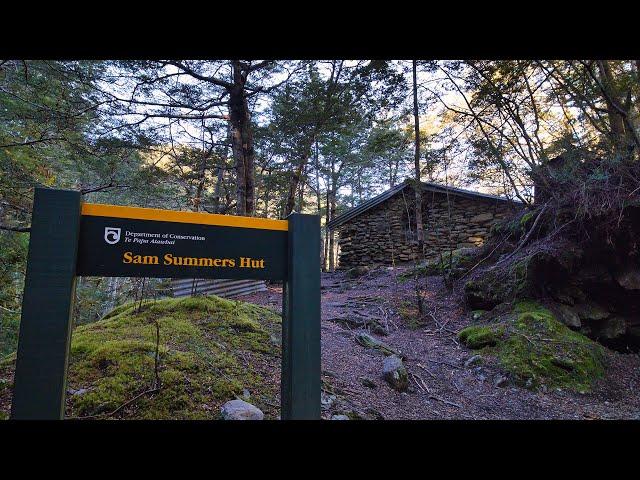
[81,203,289,231]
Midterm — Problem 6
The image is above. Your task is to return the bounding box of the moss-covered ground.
[0,295,282,419]
[458,300,605,391]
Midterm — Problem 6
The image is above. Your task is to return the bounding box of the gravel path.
[244,267,640,420]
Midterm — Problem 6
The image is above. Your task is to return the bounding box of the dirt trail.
[245,266,640,420]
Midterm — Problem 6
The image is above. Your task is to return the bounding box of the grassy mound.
[458,300,605,391]
[0,295,282,420]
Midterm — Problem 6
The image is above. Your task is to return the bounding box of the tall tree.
[97,60,291,216]
[412,60,424,255]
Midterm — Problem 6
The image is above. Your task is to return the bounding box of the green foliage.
[0,232,28,312]
[0,313,20,357]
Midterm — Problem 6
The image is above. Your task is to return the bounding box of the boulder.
[576,263,614,286]
[554,304,581,329]
[330,414,350,420]
[321,392,336,411]
[382,355,409,391]
[615,267,640,291]
[551,284,586,305]
[220,399,264,420]
[628,322,640,344]
[598,316,627,341]
[573,302,610,321]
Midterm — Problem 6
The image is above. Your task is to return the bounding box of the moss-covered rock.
[382,355,408,392]
[464,256,531,310]
[458,300,605,391]
[0,295,282,420]
[458,324,504,348]
[355,332,402,357]
[471,310,487,321]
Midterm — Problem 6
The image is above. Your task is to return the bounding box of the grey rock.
[66,387,90,396]
[331,414,350,420]
[464,354,482,368]
[220,399,264,420]
[321,392,337,410]
[361,378,377,389]
[615,267,640,291]
[599,316,627,340]
[494,376,509,388]
[382,355,409,391]
[574,302,610,321]
[556,304,581,328]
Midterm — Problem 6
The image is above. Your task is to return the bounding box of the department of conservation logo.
[104,227,121,245]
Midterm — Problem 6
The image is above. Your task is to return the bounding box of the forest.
[1,59,639,420]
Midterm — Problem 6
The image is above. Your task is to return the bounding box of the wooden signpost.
[11,187,320,420]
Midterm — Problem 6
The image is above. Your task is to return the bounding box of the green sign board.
[11,188,320,420]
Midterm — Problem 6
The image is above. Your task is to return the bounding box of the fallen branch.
[429,395,462,409]
[70,387,160,420]
[496,203,549,267]
[410,372,431,394]
[0,224,30,233]
[426,358,461,369]
[416,362,436,378]
[459,231,513,281]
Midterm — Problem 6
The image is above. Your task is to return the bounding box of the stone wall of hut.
[336,187,517,268]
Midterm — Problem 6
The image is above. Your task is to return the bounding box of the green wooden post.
[281,213,321,420]
[11,188,81,420]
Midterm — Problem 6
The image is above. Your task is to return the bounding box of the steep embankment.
[0,296,281,419]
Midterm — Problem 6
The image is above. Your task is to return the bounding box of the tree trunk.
[324,188,330,272]
[263,168,272,217]
[297,169,305,212]
[596,60,626,145]
[328,187,336,272]
[284,145,312,217]
[192,148,208,213]
[412,60,424,257]
[229,60,256,216]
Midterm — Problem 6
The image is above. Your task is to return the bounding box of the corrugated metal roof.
[327,180,520,230]
[170,278,267,298]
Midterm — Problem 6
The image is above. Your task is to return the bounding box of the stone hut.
[327,180,522,269]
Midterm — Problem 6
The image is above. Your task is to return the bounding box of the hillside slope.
[0,296,282,419]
